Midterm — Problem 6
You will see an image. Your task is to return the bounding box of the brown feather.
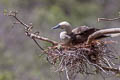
[71,26,109,44]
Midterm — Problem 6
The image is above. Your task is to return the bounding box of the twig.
[81,54,107,74]
[32,38,44,51]
[99,64,120,74]
[8,11,29,28]
[98,17,120,22]
[26,32,58,45]
[8,11,58,46]
[103,57,112,68]
[55,56,65,72]
[86,28,120,44]
[81,54,120,74]
[65,62,70,80]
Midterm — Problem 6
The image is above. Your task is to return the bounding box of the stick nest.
[7,11,120,80]
[45,40,118,79]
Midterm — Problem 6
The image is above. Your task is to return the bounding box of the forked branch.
[98,17,120,22]
[8,11,58,46]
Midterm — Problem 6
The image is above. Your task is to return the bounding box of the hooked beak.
[51,24,60,29]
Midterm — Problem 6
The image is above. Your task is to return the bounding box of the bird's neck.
[64,26,72,35]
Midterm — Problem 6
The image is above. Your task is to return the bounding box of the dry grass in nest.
[45,40,118,79]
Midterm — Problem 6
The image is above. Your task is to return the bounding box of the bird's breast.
[60,31,71,44]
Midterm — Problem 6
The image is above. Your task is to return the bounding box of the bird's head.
[52,21,71,30]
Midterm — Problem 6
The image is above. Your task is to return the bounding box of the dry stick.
[8,11,46,51]
[82,54,120,74]
[8,11,58,47]
[8,11,29,28]
[99,64,120,74]
[98,17,120,22]
[26,32,58,45]
[103,57,112,68]
[32,38,44,51]
[86,28,120,44]
[65,61,70,80]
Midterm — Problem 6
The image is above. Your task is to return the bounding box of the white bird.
[52,21,73,44]
[52,21,120,45]
[52,21,91,44]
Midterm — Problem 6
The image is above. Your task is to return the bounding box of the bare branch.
[99,65,120,74]
[26,32,58,45]
[98,17,120,22]
[32,38,44,51]
[8,11,58,46]
[86,28,120,44]
[8,11,29,28]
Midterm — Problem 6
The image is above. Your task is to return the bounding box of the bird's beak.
[51,24,60,29]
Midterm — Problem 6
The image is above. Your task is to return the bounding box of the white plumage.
[60,31,71,44]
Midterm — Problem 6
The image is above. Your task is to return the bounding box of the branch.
[98,64,120,74]
[98,17,120,22]
[83,54,120,74]
[86,28,120,44]
[8,11,58,46]
[26,32,58,45]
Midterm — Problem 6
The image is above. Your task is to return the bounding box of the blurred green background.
[0,0,120,80]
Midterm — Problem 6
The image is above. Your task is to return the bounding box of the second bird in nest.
[52,21,110,45]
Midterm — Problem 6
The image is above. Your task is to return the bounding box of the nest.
[45,40,118,79]
[7,11,120,80]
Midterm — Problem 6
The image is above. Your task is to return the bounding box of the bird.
[52,21,120,45]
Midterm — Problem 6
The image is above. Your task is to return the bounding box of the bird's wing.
[72,25,89,34]
[79,27,100,35]
[79,28,115,40]
[72,25,100,36]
